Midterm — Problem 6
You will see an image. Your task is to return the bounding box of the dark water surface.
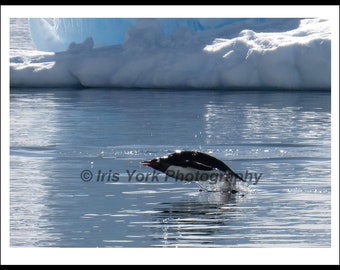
[10,88,331,247]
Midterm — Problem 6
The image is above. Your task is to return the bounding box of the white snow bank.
[10,18,331,89]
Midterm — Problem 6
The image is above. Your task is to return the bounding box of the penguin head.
[141,157,170,173]
[142,151,214,173]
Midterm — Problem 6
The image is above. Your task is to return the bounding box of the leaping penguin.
[142,150,244,193]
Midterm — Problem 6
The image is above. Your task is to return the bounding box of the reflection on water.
[204,92,331,146]
[10,156,62,246]
[10,89,331,247]
[150,195,242,247]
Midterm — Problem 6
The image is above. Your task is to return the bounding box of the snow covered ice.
[10,18,331,89]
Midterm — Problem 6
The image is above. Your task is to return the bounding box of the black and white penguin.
[142,150,244,192]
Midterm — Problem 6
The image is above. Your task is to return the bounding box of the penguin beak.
[142,158,160,167]
[141,160,152,166]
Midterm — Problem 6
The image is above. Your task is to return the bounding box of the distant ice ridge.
[10,18,330,89]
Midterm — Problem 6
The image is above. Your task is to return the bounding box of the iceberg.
[10,18,331,89]
[29,18,266,52]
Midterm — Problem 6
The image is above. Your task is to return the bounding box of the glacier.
[10,18,331,89]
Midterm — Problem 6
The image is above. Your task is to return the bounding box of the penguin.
[142,150,244,193]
